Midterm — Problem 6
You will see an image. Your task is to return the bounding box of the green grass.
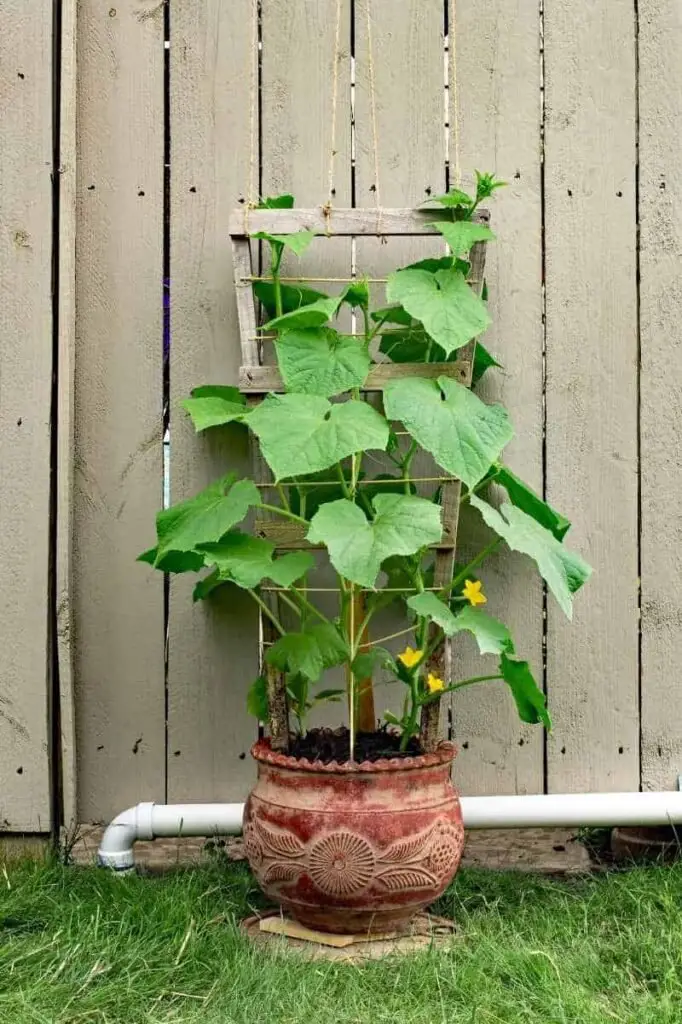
[1,857,681,1023]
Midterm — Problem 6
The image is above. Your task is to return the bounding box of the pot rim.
[250,736,456,774]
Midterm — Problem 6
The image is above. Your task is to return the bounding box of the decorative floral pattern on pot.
[243,816,465,899]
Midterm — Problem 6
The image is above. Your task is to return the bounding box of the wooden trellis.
[228,207,489,753]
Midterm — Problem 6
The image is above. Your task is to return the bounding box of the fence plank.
[409,0,546,794]
[544,0,639,791]
[73,0,165,821]
[0,1,53,831]
[259,0,352,733]
[639,0,682,790]
[168,0,258,801]
[57,0,78,828]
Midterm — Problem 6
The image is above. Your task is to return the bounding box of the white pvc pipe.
[97,792,682,871]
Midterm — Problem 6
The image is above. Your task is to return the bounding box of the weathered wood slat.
[239,360,469,393]
[73,0,166,822]
[443,0,545,795]
[544,0,639,792]
[229,206,488,237]
[639,0,682,790]
[0,0,53,831]
[168,0,259,800]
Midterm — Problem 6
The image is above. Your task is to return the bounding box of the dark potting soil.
[289,727,423,764]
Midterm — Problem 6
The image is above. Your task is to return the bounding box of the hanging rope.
[448,0,461,187]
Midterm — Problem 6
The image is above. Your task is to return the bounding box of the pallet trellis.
[229,206,489,753]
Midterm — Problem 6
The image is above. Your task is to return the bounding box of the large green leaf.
[472,342,501,385]
[138,546,205,574]
[252,229,317,257]
[384,376,514,490]
[258,194,294,209]
[307,493,442,589]
[449,605,514,656]
[248,393,389,480]
[264,295,341,332]
[371,304,413,326]
[340,278,370,309]
[470,495,592,619]
[181,385,248,433]
[406,593,513,656]
[155,474,260,564]
[495,464,571,541]
[500,651,550,729]
[253,280,326,318]
[266,624,349,682]
[430,221,495,255]
[197,532,314,589]
[386,268,491,356]
[275,327,371,397]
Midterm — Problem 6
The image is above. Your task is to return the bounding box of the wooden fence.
[1,0,680,831]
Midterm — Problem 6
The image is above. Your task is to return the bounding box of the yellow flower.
[426,673,445,694]
[462,579,487,606]
[398,645,423,669]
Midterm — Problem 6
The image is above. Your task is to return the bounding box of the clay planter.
[243,738,464,935]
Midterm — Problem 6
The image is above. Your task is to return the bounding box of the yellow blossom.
[426,673,445,694]
[462,579,487,606]
[398,645,423,669]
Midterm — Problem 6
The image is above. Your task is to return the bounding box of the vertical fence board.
[544,0,639,791]
[353,0,445,727]
[639,0,682,790]
[57,0,78,828]
[168,0,258,801]
[260,0,352,731]
[74,0,165,821]
[448,0,545,795]
[0,1,53,831]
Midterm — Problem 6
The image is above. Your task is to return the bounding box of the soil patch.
[289,727,423,764]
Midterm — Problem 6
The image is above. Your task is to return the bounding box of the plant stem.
[257,503,309,526]
[420,674,503,704]
[289,587,330,626]
[276,482,291,512]
[335,464,351,500]
[442,538,503,598]
[247,589,285,635]
[271,246,284,318]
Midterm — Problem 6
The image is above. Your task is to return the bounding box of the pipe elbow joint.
[97,802,155,872]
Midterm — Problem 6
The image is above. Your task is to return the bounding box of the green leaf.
[248,393,389,481]
[430,221,495,255]
[138,546,206,574]
[307,493,442,589]
[386,268,491,356]
[403,256,458,274]
[475,171,506,201]
[449,605,514,656]
[371,304,413,326]
[340,278,370,309]
[495,464,571,541]
[193,568,226,602]
[181,385,248,432]
[253,280,326,318]
[351,647,395,678]
[247,676,269,720]
[288,469,348,519]
[275,327,371,397]
[426,187,474,210]
[266,624,348,682]
[472,342,501,385]
[312,688,346,703]
[406,592,459,634]
[470,495,592,619]
[264,295,341,331]
[252,229,317,257]
[379,323,432,363]
[155,475,260,563]
[384,376,514,490]
[197,533,314,589]
[500,651,550,729]
[258,194,294,209]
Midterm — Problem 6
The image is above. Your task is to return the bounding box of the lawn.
[0,854,680,1023]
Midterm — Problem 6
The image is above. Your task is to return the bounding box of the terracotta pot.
[243,738,464,935]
